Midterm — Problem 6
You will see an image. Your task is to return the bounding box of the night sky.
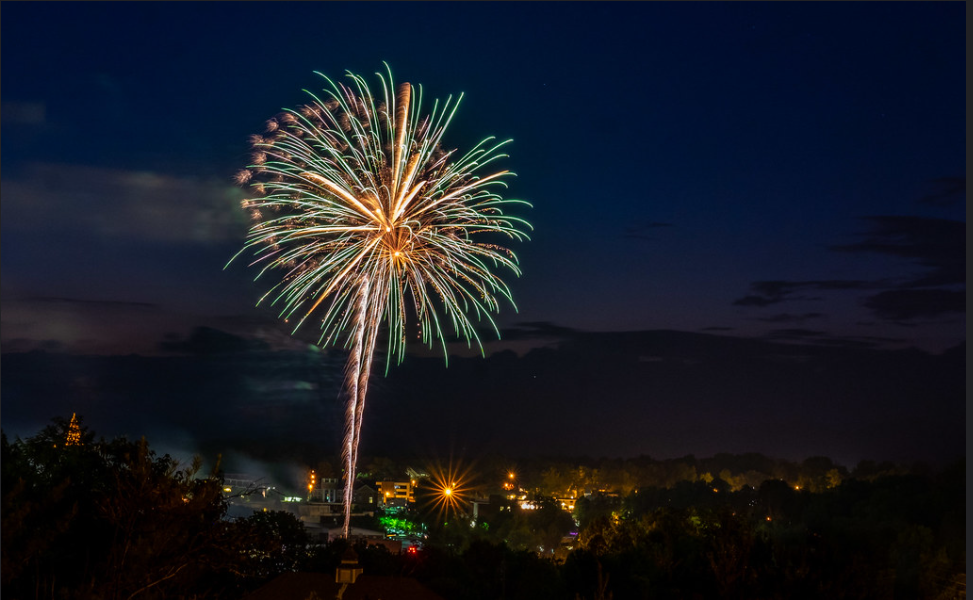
[1,3,965,477]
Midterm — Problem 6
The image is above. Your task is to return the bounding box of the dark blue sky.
[1,3,965,469]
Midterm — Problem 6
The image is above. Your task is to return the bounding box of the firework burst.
[230,64,530,537]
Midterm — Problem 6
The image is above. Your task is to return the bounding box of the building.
[353,484,378,513]
[375,479,417,507]
[308,476,341,503]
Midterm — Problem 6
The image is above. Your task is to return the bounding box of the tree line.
[2,417,965,599]
[1,416,309,599]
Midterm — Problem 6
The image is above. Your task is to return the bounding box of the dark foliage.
[402,461,965,599]
[3,418,965,599]
[1,418,309,599]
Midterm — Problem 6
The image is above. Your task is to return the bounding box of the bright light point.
[423,461,474,523]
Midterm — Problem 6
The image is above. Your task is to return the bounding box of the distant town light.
[65,413,82,446]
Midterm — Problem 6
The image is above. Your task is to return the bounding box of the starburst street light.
[430,477,465,518]
[420,460,475,523]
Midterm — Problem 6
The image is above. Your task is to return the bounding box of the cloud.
[159,326,271,355]
[503,321,579,340]
[1,162,247,244]
[28,297,158,310]
[918,177,965,207]
[623,220,674,241]
[402,321,580,359]
[2,327,963,466]
[0,295,182,356]
[760,328,892,350]
[2,101,46,125]
[863,289,965,321]
[733,280,872,307]
[2,338,68,353]
[763,328,826,340]
[732,295,778,308]
[734,215,965,326]
[831,216,964,288]
[756,312,825,323]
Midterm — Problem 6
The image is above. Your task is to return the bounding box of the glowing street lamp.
[308,469,317,499]
[422,462,473,523]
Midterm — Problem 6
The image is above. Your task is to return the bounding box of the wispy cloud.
[2,101,46,125]
[159,326,270,355]
[831,216,964,288]
[756,312,826,323]
[1,295,181,356]
[760,328,893,349]
[733,280,873,307]
[503,321,579,340]
[623,220,674,241]
[918,177,965,208]
[734,215,965,325]
[863,289,965,321]
[1,162,246,244]
[26,296,159,310]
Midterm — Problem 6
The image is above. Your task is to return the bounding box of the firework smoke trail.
[229,64,531,538]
